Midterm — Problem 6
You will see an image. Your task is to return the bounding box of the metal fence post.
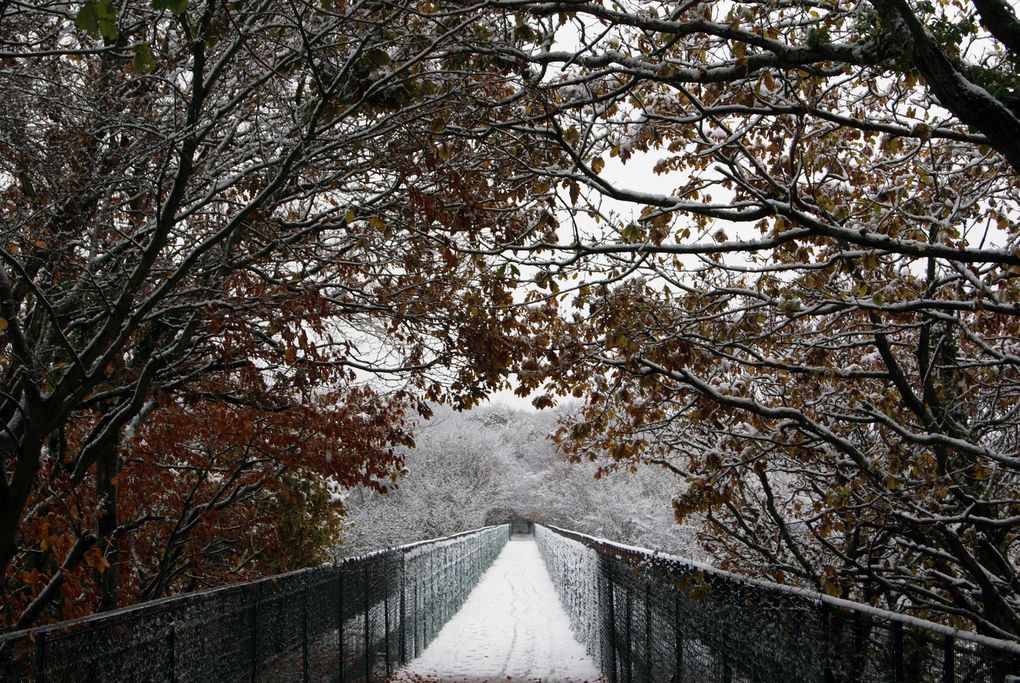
[606,565,618,683]
[251,583,260,683]
[430,551,435,644]
[624,585,632,683]
[893,621,904,683]
[168,623,176,683]
[942,635,955,683]
[33,631,46,683]
[400,554,407,665]
[338,566,345,683]
[852,609,865,680]
[302,584,309,683]
[820,603,834,683]
[674,594,683,682]
[384,572,391,676]
[644,584,651,683]
[364,563,371,682]
[437,547,443,631]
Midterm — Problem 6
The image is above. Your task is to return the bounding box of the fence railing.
[536,524,1020,683]
[0,524,509,682]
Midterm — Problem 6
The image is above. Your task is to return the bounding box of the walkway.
[392,535,601,683]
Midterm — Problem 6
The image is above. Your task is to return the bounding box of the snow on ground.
[391,535,601,683]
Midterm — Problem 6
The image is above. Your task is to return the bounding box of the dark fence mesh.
[536,524,1020,683]
[0,524,508,682]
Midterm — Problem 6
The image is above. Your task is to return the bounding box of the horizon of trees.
[341,403,699,559]
[2,0,1019,641]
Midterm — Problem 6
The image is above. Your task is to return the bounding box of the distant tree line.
[341,404,698,558]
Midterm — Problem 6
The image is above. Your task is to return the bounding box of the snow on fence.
[0,524,509,682]
[536,524,1020,683]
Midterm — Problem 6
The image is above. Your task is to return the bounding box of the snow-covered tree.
[5,0,1019,642]
[0,0,548,628]
[342,404,698,558]
[482,0,1020,638]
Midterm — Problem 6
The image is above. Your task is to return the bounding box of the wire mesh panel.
[256,571,308,682]
[536,525,1020,683]
[0,524,509,682]
[174,584,256,682]
[34,600,180,682]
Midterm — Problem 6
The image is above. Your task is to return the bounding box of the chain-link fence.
[0,524,508,682]
[536,524,1020,683]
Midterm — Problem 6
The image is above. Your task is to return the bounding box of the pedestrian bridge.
[2,524,1019,682]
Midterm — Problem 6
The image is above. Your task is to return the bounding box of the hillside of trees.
[341,404,700,558]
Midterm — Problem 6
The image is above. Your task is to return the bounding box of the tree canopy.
[2,0,1020,641]
[0,0,541,629]
[486,0,1020,639]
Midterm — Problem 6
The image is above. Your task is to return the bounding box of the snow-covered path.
[392,535,601,683]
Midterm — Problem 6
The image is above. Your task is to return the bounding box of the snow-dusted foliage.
[0,0,565,630]
[534,525,601,659]
[341,404,699,558]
